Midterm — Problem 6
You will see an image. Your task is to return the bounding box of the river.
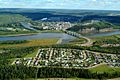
[0,31,120,43]
[85,31,120,37]
[0,33,76,43]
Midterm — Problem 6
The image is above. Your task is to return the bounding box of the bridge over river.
[64,30,93,46]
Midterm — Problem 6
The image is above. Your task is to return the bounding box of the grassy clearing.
[0,38,58,48]
[115,34,120,38]
[0,14,30,25]
[0,31,38,36]
[24,48,38,58]
[0,30,62,36]
[90,34,120,46]
[89,64,120,73]
[108,78,120,80]
[38,30,63,33]
[69,38,87,44]
[91,34,120,41]
[87,35,120,53]
[90,36,115,42]
[25,78,95,80]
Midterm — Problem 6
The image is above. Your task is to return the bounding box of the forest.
[0,65,120,80]
[0,40,28,45]
[67,21,119,33]
[93,39,120,45]
[0,9,120,80]
[0,14,30,25]
[0,44,120,79]
[0,47,36,60]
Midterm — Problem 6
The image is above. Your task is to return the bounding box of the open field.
[91,34,120,41]
[0,38,58,48]
[0,31,38,36]
[92,35,119,40]
[89,64,120,73]
[15,78,120,80]
[108,78,120,80]
[24,48,39,58]
[24,78,95,80]
[90,34,120,47]
[0,30,62,37]
[0,14,30,25]
[14,78,120,80]
[38,30,63,33]
[115,34,120,38]
[69,38,87,44]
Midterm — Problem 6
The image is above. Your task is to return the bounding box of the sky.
[0,0,119,10]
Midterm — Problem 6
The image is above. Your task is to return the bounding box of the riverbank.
[0,30,63,37]
[80,29,120,35]
[0,38,59,48]
[85,30,120,37]
[0,31,38,37]
[0,33,39,37]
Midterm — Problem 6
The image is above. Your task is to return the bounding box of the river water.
[0,33,76,43]
[0,31,120,43]
[85,31,120,37]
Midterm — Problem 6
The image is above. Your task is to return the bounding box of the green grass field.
[0,31,38,36]
[90,34,120,46]
[0,30,62,36]
[115,34,120,38]
[24,78,95,80]
[69,38,87,44]
[89,64,120,73]
[91,34,120,41]
[38,30,63,33]
[0,38,59,48]
[0,14,30,25]
[24,48,38,58]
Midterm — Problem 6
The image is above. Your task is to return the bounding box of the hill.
[0,14,30,25]
[67,20,118,33]
[0,14,36,35]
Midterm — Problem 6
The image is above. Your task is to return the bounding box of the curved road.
[64,30,93,46]
[80,36,92,46]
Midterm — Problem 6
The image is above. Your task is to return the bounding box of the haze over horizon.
[0,0,119,10]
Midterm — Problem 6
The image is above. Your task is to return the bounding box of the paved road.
[80,36,93,46]
[64,30,93,46]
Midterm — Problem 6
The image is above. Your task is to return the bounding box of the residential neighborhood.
[14,48,120,68]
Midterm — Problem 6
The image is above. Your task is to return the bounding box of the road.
[56,38,62,44]
[64,30,93,46]
[80,36,93,46]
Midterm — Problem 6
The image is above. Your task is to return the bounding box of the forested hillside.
[0,14,30,25]
[0,14,36,35]
[67,21,119,33]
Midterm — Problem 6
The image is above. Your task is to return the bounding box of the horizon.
[0,0,119,10]
[0,8,120,12]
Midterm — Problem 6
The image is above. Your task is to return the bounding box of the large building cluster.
[14,48,120,68]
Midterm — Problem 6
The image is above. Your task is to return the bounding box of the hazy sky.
[0,0,119,10]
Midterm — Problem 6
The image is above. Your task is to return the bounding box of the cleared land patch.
[0,38,58,48]
[89,64,120,73]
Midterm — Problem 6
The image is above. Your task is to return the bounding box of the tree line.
[0,40,28,45]
[0,47,36,60]
[0,65,120,80]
